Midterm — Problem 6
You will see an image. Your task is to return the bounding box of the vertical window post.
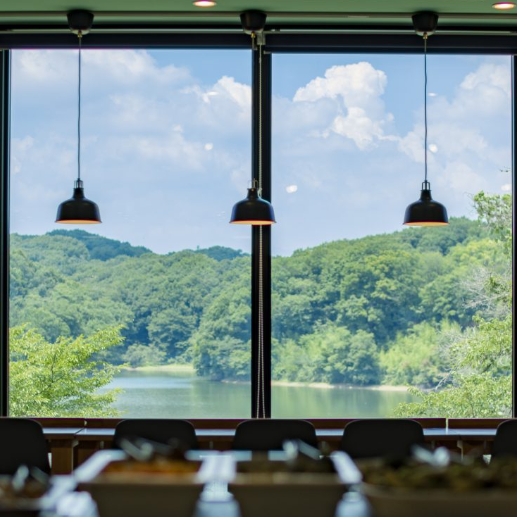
[251,45,272,418]
[512,56,517,418]
[0,50,10,417]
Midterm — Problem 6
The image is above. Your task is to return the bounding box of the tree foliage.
[10,325,124,417]
[394,191,511,418]
[9,204,510,419]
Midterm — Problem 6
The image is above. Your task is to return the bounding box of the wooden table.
[43,428,83,475]
[44,426,499,475]
[74,427,498,452]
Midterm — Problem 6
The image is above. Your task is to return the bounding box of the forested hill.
[10,217,500,388]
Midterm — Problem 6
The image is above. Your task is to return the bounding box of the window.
[5,43,514,420]
[271,54,512,418]
[10,49,252,417]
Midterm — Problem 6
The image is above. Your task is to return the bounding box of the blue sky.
[10,50,511,256]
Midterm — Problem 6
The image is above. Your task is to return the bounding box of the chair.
[492,420,517,458]
[0,418,50,475]
[113,419,198,450]
[340,419,424,459]
[232,419,318,451]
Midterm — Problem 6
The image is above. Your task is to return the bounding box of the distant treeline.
[10,216,502,389]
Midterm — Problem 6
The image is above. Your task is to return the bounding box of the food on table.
[360,456,517,492]
[101,458,200,475]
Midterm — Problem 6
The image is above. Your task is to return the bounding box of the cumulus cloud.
[398,61,511,194]
[292,62,394,150]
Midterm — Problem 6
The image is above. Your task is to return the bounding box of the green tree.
[274,323,380,386]
[10,325,124,417]
[123,343,167,368]
[394,191,511,418]
[380,321,458,389]
[394,316,511,418]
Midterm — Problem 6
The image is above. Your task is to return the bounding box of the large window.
[271,54,512,418]
[10,49,252,417]
[6,45,514,420]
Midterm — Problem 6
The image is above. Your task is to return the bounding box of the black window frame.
[0,31,515,418]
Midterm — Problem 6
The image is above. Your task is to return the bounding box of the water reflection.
[105,370,416,418]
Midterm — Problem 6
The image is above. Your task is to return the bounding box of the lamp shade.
[404,183,448,226]
[56,180,101,224]
[230,187,275,225]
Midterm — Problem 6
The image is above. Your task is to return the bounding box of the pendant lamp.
[403,13,448,227]
[56,11,101,224]
[230,12,275,227]
[230,180,275,225]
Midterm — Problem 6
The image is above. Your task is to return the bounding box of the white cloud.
[397,60,510,195]
[286,185,298,194]
[438,160,487,194]
[294,62,387,107]
[330,108,385,150]
[501,183,512,192]
[291,62,395,150]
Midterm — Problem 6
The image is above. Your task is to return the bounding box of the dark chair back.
[0,418,50,475]
[492,420,517,458]
[341,419,424,459]
[233,419,318,451]
[114,419,198,450]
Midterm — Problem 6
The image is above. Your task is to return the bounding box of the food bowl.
[0,475,73,516]
[228,452,361,517]
[362,483,517,517]
[360,455,517,517]
[76,450,209,517]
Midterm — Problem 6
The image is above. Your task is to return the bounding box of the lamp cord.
[424,33,428,185]
[77,32,82,183]
[256,43,265,418]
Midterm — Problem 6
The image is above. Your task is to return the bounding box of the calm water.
[105,370,417,418]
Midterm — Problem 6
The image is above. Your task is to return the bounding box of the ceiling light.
[404,13,448,227]
[193,1,217,7]
[231,12,275,228]
[230,182,275,225]
[493,2,516,9]
[56,11,101,225]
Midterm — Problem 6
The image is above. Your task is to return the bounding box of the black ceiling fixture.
[403,12,448,227]
[56,10,101,225]
[230,11,275,226]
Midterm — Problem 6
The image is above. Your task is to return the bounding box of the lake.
[105,369,417,418]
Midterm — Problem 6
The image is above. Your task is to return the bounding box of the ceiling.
[0,0,516,32]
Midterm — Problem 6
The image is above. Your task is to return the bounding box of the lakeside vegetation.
[9,191,511,417]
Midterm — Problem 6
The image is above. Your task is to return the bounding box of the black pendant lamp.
[404,13,448,227]
[230,180,275,225]
[56,11,101,224]
[230,11,275,227]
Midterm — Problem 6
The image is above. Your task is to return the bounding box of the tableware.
[76,450,213,517]
[228,451,361,517]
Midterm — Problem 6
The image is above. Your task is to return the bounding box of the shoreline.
[271,381,408,392]
[222,379,409,392]
[121,364,195,373]
[118,365,409,392]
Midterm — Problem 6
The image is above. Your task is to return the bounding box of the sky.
[10,50,511,256]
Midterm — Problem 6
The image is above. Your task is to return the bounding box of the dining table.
[42,426,500,475]
[51,448,371,517]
